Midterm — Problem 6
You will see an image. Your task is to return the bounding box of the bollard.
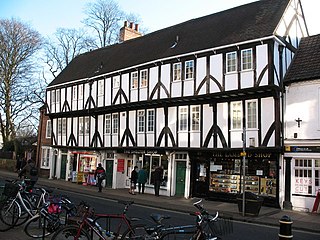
[278,215,293,240]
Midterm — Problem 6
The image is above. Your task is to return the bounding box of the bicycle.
[121,199,233,240]
[23,194,76,239]
[51,200,143,240]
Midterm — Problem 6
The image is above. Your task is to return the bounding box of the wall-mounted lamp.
[295,118,302,128]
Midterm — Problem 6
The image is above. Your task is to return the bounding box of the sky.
[0,0,319,38]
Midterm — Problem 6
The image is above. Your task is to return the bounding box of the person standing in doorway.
[18,159,38,189]
[129,166,138,195]
[153,166,163,196]
[137,167,148,194]
[95,163,106,192]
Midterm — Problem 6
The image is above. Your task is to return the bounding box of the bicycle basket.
[3,182,20,197]
[204,216,233,237]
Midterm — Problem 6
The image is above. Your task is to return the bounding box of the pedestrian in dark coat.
[137,167,148,194]
[18,159,38,189]
[94,163,106,192]
[153,166,163,196]
[129,166,138,195]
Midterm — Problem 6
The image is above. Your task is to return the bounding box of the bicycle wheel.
[15,197,33,226]
[0,199,20,230]
[51,225,90,240]
[24,213,57,238]
[121,224,149,240]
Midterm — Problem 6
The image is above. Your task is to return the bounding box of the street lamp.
[241,127,246,217]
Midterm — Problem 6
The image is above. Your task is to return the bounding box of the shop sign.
[286,146,320,152]
[294,177,312,194]
[117,159,125,172]
[119,149,166,154]
[212,151,274,159]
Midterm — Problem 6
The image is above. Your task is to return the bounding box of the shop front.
[191,150,279,207]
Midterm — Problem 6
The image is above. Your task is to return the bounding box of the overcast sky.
[0,0,319,37]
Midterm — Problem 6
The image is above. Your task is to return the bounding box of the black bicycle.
[121,199,233,240]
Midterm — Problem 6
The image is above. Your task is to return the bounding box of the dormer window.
[226,52,237,73]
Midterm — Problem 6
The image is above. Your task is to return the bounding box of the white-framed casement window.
[62,118,67,135]
[84,117,90,135]
[138,110,145,133]
[173,63,181,81]
[231,102,242,130]
[131,71,138,89]
[98,80,104,96]
[105,114,111,134]
[179,106,188,131]
[41,147,50,168]
[293,158,314,195]
[147,109,155,132]
[72,86,77,101]
[246,100,257,129]
[241,49,253,71]
[226,52,237,73]
[185,60,194,80]
[113,76,120,88]
[112,113,119,134]
[58,119,62,135]
[79,85,83,100]
[140,70,148,88]
[191,106,200,131]
[46,120,52,138]
[51,89,60,104]
[79,117,84,135]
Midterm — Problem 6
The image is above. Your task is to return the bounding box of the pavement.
[1,168,320,236]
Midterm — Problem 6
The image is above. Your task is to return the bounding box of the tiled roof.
[284,34,320,84]
[48,0,289,87]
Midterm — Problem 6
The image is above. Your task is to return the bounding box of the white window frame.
[46,120,52,138]
[147,109,155,132]
[185,60,194,80]
[72,86,77,101]
[293,158,314,195]
[179,106,188,131]
[58,119,62,135]
[113,76,120,88]
[112,113,119,134]
[231,102,242,130]
[41,147,50,168]
[246,100,257,129]
[79,85,83,100]
[98,80,104,96]
[241,49,253,71]
[79,117,84,135]
[140,70,148,88]
[138,110,145,133]
[173,63,181,81]
[84,117,90,135]
[51,89,60,104]
[191,106,200,131]
[105,114,111,134]
[131,71,138,89]
[62,118,67,135]
[226,52,237,73]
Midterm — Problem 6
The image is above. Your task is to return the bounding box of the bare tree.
[44,28,95,78]
[0,18,42,154]
[83,0,124,48]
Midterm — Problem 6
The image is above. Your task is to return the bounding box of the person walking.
[94,163,106,192]
[153,166,163,196]
[18,159,38,189]
[129,166,138,195]
[137,167,148,194]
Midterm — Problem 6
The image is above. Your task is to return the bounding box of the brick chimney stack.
[119,21,142,42]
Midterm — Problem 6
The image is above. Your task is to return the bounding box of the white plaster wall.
[167,107,176,147]
[217,102,228,148]
[210,54,223,93]
[225,74,238,91]
[285,80,320,139]
[256,44,268,86]
[261,97,275,146]
[196,57,206,95]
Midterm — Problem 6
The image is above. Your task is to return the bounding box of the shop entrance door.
[106,160,113,188]
[60,155,67,180]
[175,161,186,196]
